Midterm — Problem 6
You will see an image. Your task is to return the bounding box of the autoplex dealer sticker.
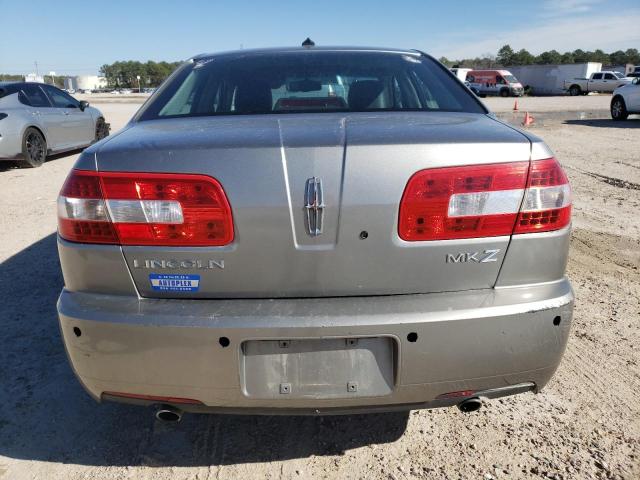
[149,274,200,292]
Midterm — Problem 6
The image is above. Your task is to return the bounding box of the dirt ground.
[0,96,638,480]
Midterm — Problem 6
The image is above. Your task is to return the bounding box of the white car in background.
[611,77,640,120]
[0,82,109,167]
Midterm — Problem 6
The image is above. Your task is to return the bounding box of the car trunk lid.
[95,112,532,298]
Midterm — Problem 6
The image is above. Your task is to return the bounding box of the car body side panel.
[0,93,43,158]
[529,139,555,160]
[38,106,69,150]
[61,107,95,147]
[616,82,640,112]
[57,239,138,296]
[496,227,571,287]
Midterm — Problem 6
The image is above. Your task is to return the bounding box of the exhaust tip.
[155,405,182,423]
[457,397,482,413]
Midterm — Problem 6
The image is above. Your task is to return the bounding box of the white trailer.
[450,68,472,81]
[505,63,602,95]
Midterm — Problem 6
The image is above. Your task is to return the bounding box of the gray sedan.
[0,82,108,167]
[56,46,573,420]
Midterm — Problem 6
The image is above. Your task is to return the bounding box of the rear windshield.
[137,51,485,120]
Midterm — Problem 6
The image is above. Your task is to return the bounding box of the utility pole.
[34,61,39,76]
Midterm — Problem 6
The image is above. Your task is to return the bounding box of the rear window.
[19,84,51,108]
[0,84,18,99]
[138,51,485,120]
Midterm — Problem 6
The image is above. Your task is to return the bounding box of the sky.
[0,0,638,75]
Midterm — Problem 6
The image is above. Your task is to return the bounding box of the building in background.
[603,64,635,76]
[24,73,45,83]
[64,75,107,91]
[505,63,602,95]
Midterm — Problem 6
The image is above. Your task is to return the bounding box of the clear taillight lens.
[57,171,118,244]
[514,158,572,234]
[399,158,571,241]
[57,170,234,246]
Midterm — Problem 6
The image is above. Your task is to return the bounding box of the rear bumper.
[0,127,23,160]
[57,279,573,414]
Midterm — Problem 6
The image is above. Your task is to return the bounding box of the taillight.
[513,158,571,234]
[57,171,118,244]
[398,158,571,241]
[58,170,234,246]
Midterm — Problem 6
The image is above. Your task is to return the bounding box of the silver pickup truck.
[564,71,631,96]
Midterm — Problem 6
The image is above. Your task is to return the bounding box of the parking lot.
[0,96,638,479]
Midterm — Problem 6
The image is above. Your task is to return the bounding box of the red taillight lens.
[399,162,529,241]
[58,170,234,246]
[398,158,571,241]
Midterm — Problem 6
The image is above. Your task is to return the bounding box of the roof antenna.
[302,37,315,48]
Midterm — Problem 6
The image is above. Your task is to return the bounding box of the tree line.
[99,60,182,88]
[3,46,639,90]
[0,74,65,88]
[439,45,640,69]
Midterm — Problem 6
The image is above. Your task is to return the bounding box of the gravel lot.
[0,96,638,480]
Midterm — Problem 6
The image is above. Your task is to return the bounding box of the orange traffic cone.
[513,100,519,111]
[522,112,534,127]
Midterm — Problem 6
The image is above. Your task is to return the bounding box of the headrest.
[235,79,272,113]
[348,80,385,110]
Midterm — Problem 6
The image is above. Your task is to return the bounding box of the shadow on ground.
[564,117,640,128]
[0,148,83,172]
[0,233,408,467]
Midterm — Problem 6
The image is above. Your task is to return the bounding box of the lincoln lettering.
[133,259,225,270]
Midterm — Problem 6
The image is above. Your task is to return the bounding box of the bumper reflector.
[436,390,477,399]
[103,391,203,405]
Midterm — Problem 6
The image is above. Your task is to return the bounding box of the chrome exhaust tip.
[155,405,183,423]
[457,397,482,413]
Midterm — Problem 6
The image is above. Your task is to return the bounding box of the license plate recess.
[241,337,395,399]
